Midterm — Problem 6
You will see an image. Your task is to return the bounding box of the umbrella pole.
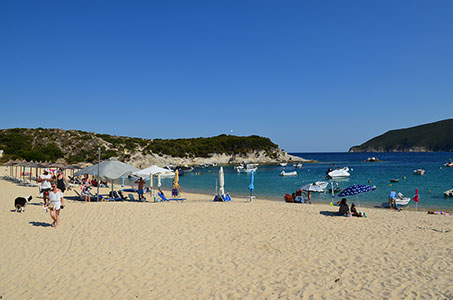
[97,147,100,202]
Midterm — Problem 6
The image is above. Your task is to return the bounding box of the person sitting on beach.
[294,189,306,203]
[350,203,363,217]
[135,177,146,200]
[389,190,397,209]
[338,198,350,216]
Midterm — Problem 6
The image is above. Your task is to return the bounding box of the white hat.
[44,168,49,173]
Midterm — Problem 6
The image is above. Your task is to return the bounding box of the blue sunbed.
[157,192,186,202]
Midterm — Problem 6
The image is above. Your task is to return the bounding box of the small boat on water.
[395,192,411,206]
[413,169,425,175]
[326,167,350,178]
[390,179,399,183]
[365,157,381,162]
[280,170,297,176]
[236,164,258,173]
[444,160,453,167]
[444,189,453,198]
[279,162,288,167]
[293,163,303,168]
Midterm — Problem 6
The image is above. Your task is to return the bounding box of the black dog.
[14,196,33,212]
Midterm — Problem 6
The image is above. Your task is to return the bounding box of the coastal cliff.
[349,119,453,152]
[0,128,309,166]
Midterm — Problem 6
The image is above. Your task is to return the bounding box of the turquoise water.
[130,153,453,210]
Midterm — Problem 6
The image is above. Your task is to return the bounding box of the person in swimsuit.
[56,168,70,194]
[48,183,65,228]
[81,174,91,203]
[135,177,146,200]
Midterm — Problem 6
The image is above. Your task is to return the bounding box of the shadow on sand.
[29,221,52,227]
[319,211,341,217]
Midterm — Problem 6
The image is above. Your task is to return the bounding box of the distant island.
[349,119,453,152]
[0,128,308,166]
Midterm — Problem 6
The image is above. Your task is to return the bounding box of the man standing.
[38,169,52,208]
[389,190,397,209]
[135,177,146,201]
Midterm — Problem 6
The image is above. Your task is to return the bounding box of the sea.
[129,152,453,210]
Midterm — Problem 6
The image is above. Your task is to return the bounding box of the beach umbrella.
[74,160,139,180]
[219,167,225,195]
[133,165,175,178]
[413,188,419,211]
[157,173,161,187]
[300,183,324,193]
[248,170,255,201]
[337,184,376,208]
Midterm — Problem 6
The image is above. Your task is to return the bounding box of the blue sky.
[1,1,452,152]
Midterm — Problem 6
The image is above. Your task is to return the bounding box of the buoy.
[389,184,392,186]
[429,190,431,193]
[404,176,406,179]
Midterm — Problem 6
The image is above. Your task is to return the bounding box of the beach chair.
[157,192,185,202]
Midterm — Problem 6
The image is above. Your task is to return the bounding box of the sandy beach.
[0,169,452,300]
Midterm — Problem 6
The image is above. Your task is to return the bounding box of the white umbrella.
[74,160,139,180]
[133,165,175,178]
[300,183,324,193]
[219,167,225,195]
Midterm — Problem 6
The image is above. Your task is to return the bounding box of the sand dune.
[0,173,452,299]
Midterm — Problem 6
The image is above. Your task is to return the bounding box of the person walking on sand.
[38,169,52,208]
[48,182,65,228]
[135,177,146,200]
[56,168,70,194]
[81,174,91,203]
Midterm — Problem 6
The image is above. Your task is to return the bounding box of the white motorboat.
[327,167,350,178]
[236,164,258,173]
[280,170,297,176]
[395,192,411,206]
[279,162,288,167]
[444,160,453,167]
[293,163,303,168]
[314,181,328,189]
[413,169,425,175]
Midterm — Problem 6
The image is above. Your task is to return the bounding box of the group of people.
[38,168,70,228]
[284,189,312,204]
[338,198,367,217]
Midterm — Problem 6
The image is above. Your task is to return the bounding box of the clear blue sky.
[1,1,452,152]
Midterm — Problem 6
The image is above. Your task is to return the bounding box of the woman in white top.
[48,183,65,228]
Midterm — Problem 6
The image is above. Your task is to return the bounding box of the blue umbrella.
[338,184,376,208]
[248,170,255,201]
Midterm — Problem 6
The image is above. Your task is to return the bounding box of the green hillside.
[0,128,279,163]
[349,119,453,152]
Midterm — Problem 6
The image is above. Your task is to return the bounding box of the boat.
[280,171,297,176]
[395,192,410,206]
[236,164,258,173]
[314,181,328,189]
[293,163,303,168]
[413,169,425,175]
[365,157,381,162]
[444,160,453,167]
[444,189,453,198]
[390,179,399,183]
[326,167,350,178]
[279,162,288,167]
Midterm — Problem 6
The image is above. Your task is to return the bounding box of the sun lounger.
[157,192,185,202]
[128,194,146,202]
